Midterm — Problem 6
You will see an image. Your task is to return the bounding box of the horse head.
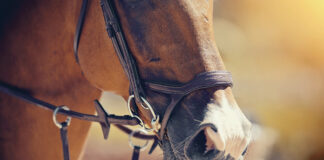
[78,0,252,159]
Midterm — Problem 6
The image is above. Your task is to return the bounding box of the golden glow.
[213,0,324,159]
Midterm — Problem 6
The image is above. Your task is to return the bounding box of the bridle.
[97,0,233,138]
[0,0,233,160]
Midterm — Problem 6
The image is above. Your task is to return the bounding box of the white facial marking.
[202,95,252,159]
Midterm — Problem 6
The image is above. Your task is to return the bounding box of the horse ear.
[94,100,110,139]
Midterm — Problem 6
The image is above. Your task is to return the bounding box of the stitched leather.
[145,71,233,138]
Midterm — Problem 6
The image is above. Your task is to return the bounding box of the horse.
[0,0,252,159]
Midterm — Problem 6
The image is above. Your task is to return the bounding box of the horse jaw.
[202,90,252,159]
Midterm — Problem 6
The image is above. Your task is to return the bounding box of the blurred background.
[82,0,324,160]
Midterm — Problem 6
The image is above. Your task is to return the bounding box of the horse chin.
[161,139,178,160]
[161,135,221,160]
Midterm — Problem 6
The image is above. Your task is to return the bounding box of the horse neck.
[0,1,101,160]
[0,0,100,102]
[77,0,130,98]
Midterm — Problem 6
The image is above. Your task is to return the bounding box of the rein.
[0,0,233,159]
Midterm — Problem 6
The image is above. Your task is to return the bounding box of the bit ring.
[128,129,149,151]
[53,106,71,128]
[127,95,160,132]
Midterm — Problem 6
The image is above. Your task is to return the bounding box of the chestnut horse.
[0,0,252,159]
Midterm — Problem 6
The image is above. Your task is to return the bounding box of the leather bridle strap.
[74,0,145,104]
[73,0,88,64]
[0,81,155,140]
[146,71,233,139]
[72,0,155,140]
[100,0,145,103]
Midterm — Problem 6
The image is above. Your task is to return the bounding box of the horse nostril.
[185,126,225,160]
[205,127,225,151]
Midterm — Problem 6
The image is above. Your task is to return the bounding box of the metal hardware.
[128,129,149,151]
[127,95,160,132]
[53,106,72,128]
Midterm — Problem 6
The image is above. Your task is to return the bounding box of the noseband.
[0,0,233,159]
